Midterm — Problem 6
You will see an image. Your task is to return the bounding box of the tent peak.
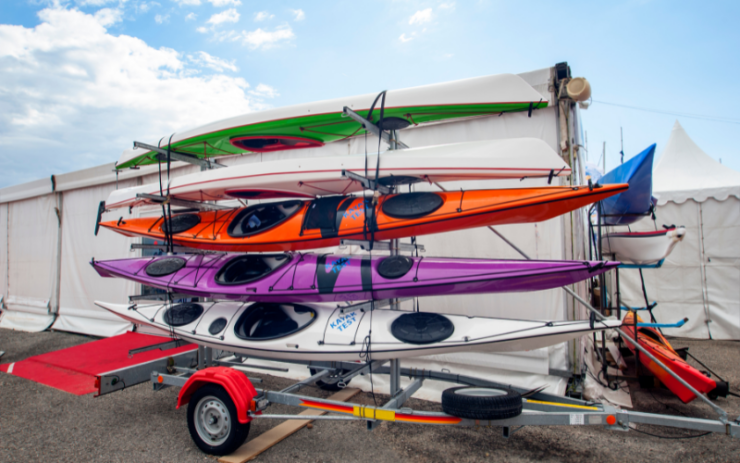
[654,121,740,205]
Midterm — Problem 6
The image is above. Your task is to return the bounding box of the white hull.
[95,300,620,362]
[117,73,546,167]
[106,139,570,209]
[601,227,686,265]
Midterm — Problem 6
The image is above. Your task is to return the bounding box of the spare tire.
[441,386,522,420]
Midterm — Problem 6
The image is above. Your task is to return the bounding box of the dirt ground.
[1,328,739,463]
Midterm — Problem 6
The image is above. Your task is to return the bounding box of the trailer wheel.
[310,368,351,392]
[187,384,250,456]
[441,387,522,420]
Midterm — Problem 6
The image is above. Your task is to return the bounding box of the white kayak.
[116,73,548,169]
[95,300,620,362]
[601,226,686,266]
[105,139,570,209]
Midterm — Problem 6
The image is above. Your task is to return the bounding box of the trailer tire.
[441,386,522,420]
[187,384,250,456]
[310,368,351,392]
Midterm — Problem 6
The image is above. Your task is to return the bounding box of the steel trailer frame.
[95,348,740,440]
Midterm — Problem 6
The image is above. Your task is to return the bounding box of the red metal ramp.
[0,332,196,395]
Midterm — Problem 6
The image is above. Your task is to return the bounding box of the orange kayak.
[100,184,627,252]
[621,312,716,403]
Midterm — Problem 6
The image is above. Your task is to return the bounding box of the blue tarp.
[599,144,656,226]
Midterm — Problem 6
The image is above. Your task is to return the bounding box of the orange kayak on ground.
[621,312,716,403]
[100,184,627,252]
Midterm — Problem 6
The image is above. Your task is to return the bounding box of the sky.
[1,0,739,189]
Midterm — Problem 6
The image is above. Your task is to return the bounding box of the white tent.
[619,121,740,339]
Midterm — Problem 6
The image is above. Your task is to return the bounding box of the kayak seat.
[164,303,204,327]
[234,303,316,340]
[146,257,187,277]
[382,192,443,219]
[391,312,454,344]
[228,200,302,237]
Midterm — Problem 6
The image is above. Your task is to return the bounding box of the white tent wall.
[0,193,60,331]
[618,198,740,339]
[0,66,593,398]
[50,181,140,337]
[0,203,8,304]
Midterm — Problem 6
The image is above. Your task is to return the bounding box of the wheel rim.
[454,387,508,397]
[194,395,231,446]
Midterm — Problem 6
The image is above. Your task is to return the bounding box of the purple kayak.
[92,252,618,303]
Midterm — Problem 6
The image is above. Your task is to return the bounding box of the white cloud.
[254,11,274,22]
[409,8,432,25]
[185,12,197,20]
[240,25,294,49]
[196,26,208,33]
[207,0,241,6]
[0,6,263,187]
[290,8,305,21]
[439,2,455,10]
[94,8,123,26]
[206,8,239,26]
[189,51,237,72]
[134,2,160,14]
[249,83,278,98]
[76,0,117,6]
[155,13,169,24]
[399,33,413,42]
[172,0,201,5]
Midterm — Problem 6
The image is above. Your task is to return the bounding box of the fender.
[176,366,257,424]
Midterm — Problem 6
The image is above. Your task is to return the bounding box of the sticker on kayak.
[330,311,357,332]
[343,200,371,220]
[325,257,350,274]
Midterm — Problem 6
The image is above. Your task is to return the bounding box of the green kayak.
[117,73,547,170]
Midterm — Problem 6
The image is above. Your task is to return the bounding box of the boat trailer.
[94,341,740,457]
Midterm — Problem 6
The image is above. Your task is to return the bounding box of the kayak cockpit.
[234,303,316,340]
[227,201,303,237]
[215,254,292,285]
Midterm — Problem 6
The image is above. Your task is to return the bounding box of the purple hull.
[92,252,618,303]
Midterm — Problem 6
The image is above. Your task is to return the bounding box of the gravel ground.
[1,329,739,463]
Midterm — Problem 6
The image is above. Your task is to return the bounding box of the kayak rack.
[133,141,226,170]
[340,239,424,253]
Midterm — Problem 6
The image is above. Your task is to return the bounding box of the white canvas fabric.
[0,194,59,332]
[654,121,740,205]
[50,181,139,337]
[0,203,8,301]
